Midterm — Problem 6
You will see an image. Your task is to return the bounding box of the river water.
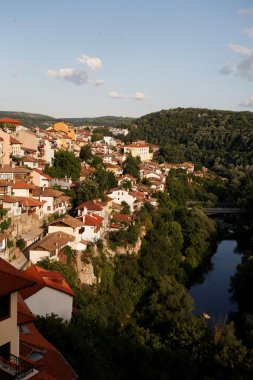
[190,240,241,322]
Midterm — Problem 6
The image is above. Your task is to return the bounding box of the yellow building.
[48,121,76,141]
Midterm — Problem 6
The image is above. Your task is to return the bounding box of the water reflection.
[190,240,241,321]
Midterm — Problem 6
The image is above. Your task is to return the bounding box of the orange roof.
[17,197,43,207]
[76,200,103,211]
[17,294,36,325]
[112,213,131,223]
[20,322,78,380]
[21,265,75,299]
[0,258,35,297]
[10,136,22,144]
[12,182,35,189]
[83,212,104,226]
[0,117,21,125]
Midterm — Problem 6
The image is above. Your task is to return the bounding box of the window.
[0,294,10,320]
[0,342,10,358]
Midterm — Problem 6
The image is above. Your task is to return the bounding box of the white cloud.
[46,68,89,85]
[109,91,126,99]
[228,43,253,57]
[237,8,253,16]
[46,54,104,86]
[245,27,253,38]
[75,55,102,70]
[109,91,148,100]
[239,96,253,107]
[130,91,148,100]
[220,44,253,81]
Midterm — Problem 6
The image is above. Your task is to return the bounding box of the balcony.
[0,353,35,379]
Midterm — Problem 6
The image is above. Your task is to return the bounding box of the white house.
[21,265,75,322]
[124,142,153,162]
[25,231,74,264]
[30,168,52,187]
[0,195,21,217]
[32,187,70,216]
[107,189,137,212]
[76,213,104,242]
[47,215,87,251]
[11,182,35,197]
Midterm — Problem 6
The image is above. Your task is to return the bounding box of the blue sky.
[1,0,253,118]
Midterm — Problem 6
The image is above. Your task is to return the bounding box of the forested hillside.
[127,108,253,170]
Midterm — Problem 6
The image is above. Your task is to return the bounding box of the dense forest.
[126,108,253,171]
[36,172,253,379]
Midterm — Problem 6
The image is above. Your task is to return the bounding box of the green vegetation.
[44,150,81,180]
[127,108,253,170]
[123,155,140,180]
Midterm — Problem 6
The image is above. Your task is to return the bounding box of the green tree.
[44,150,81,180]
[79,145,93,162]
[123,155,140,180]
[77,178,99,204]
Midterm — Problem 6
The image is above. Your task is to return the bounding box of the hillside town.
[0,117,209,379]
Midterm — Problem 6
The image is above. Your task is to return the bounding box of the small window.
[0,294,10,320]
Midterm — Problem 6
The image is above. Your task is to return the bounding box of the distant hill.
[0,111,56,129]
[127,107,253,170]
[0,112,135,129]
[60,116,135,127]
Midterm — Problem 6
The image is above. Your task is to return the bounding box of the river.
[190,240,241,322]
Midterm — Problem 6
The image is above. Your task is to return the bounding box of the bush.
[16,238,26,250]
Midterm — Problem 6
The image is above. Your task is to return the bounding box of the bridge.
[204,207,241,216]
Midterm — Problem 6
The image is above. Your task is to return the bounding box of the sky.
[1,0,253,118]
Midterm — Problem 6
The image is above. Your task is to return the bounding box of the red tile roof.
[0,117,21,125]
[17,294,36,325]
[20,265,75,299]
[12,182,36,189]
[20,322,78,380]
[48,215,84,228]
[0,258,35,297]
[76,200,103,211]
[17,197,43,207]
[83,212,104,226]
[10,136,22,144]
[112,213,131,223]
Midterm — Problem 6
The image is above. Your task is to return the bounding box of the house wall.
[12,130,38,151]
[0,130,10,165]
[12,188,29,197]
[0,292,19,356]
[108,190,136,212]
[29,249,54,264]
[30,170,50,187]
[25,287,73,321]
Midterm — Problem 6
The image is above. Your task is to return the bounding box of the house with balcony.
[0,164,31,182]
[0,258,37,379]
[10,137,23,158]
[32,187,70,216]
[0,258,78,379]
